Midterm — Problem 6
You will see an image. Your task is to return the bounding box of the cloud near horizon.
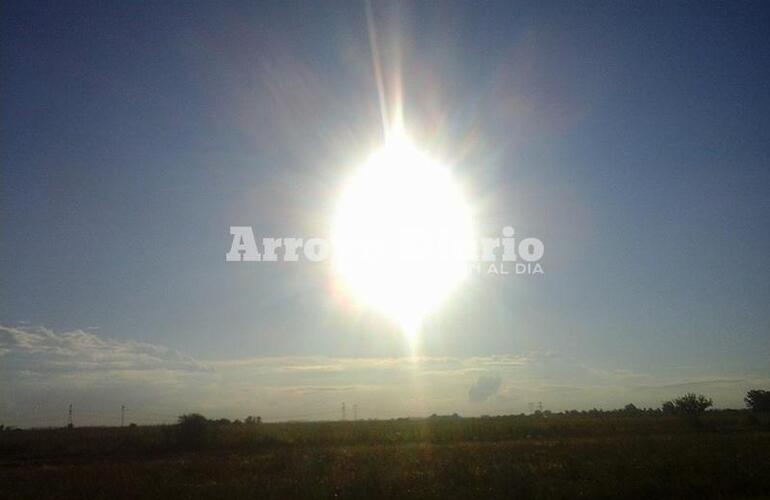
[1,325,766,427]
[469,374,502,402]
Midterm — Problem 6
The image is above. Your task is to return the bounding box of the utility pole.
[67,404,73,428]
[353,404,358,421]
[121,405,125,427]
[342,402,346,421]
[538,401,543,412]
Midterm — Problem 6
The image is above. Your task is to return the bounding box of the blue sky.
[2,1,769,425]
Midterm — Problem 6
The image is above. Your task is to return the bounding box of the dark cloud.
[468,373,501,402]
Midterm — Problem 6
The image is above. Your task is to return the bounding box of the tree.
[178,413,208,426]
[662,393,712,416]
[745,389,770,412]
[623,403,640,414]
[177,413,212,448]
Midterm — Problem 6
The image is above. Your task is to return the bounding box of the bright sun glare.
[332,131,474,347]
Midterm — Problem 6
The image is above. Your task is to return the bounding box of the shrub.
[661,393,713,416]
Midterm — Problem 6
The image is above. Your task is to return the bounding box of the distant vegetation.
[1,390,769,499]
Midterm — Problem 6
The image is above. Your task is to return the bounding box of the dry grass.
[1,413,769,499]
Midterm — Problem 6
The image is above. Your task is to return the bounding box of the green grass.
[1,413,769,499]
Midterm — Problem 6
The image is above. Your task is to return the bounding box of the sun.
[331,131,474,346]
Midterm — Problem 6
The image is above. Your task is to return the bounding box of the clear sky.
[2,1,769,426]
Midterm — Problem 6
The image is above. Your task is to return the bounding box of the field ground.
[2,413,770,499]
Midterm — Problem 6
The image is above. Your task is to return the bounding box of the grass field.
[2,412,769,499]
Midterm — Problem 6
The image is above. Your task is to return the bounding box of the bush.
[623,403,641,415]
[745,390,770,412]
[661,393,713,416]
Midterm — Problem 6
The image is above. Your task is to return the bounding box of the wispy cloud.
[0,325,209,373]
